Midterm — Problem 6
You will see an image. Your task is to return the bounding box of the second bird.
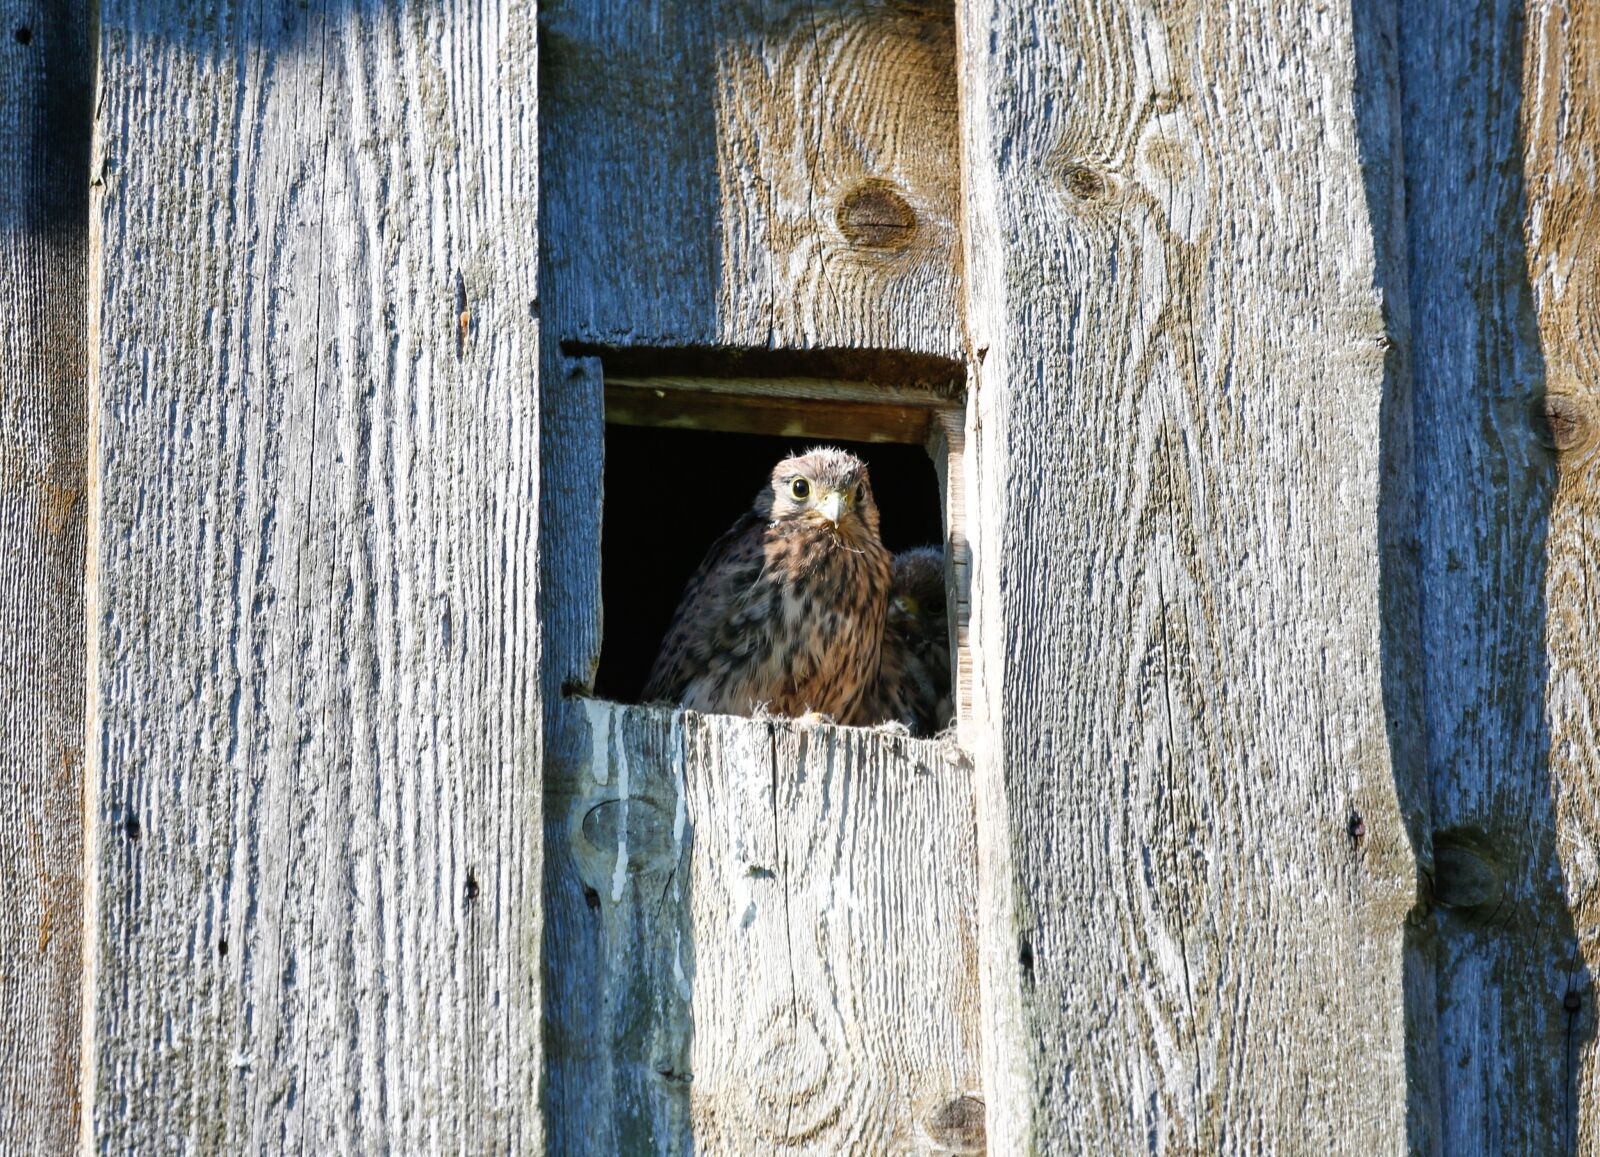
[643,447,893,724]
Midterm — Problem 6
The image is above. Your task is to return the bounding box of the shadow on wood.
[1354,0,1599,1148]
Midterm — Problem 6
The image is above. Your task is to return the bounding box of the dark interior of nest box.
[594,368,963,706]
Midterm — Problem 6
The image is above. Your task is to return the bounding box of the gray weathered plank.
[84,0,543,1149]
[0,0,94,1149]
[1524,4,1600,1145]
[539,0,962,357]
[538,1,974,1149]
[959,1,1422,1148]
[546,705,981,1153]
[1401,0,1600,1149]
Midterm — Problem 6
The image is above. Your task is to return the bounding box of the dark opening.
[595,424,945,704]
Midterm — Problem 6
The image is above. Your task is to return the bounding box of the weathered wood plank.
[538,1,972,1148]
[1399,2,1579,1150]
[1401,0,1600,1149]
[544,704,981,1153]
[0,0,94,1148]
[1524,2,1600,1147]
[540,0,962,358]
[959,1,1421,1148]
[85,1,543,1149]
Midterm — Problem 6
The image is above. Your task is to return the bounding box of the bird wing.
[641,510,768,703]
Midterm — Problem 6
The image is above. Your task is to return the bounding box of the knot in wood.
[742,1000,843,1143]
[1541,393,1590,453]
[1061,164,1107,202]
[1430,832,1504,914]
[836,180,917,250]
[579,795,680,880]
[923,1094,985,1152]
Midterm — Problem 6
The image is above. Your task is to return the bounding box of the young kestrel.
[861,546,953,736]
[642,447,892,723]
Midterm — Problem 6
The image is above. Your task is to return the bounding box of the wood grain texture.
[540,0,961,358]
[538,1,972,1148]
[1526,1,1600,1148]
[544,704,981,1154]
[1398,1,1600,1150]
[0,0,94,1149]
[959,0,1421,1148]
[85,0,543,1149]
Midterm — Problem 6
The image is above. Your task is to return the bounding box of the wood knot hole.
[924,1095,986,1152]
[1431,832,1503,913]
[836,181,917,250]
[1061,164,1106,201]
[1541,394,1589,452]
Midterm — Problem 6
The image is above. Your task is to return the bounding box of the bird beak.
[816,491,844,526]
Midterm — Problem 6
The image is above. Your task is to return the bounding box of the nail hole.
[14,26,33,45]
[124,814,141,841]
[218,938,229,957]
[1566,991,1582,1013]
[465,869,480,903]
[1018,936,1034,978]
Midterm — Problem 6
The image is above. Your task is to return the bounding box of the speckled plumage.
[861,546,953,736]
[642,448,893,723]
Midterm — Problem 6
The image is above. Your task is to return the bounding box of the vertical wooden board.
[1526,0,1600,1144]
[713,1,962,352]
[1523,0,1600,1148]
[543,701,694,1155]
[545,705,982,1154]
[85,0,542,1150]
[691,721,981,1153]
[959,0,1420,1149]
[539,0,961,357]
[0,0,94,1148]
[1397,0,1600,1149]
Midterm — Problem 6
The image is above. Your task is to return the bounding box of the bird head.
[888,546,946,630]
[760,447,881,545]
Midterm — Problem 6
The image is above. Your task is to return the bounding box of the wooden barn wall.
[536,0,985,1151]
[0,0,1588,1149]
[1399,0,1600,1151]
[82,0,544,1150]
[958,0,1426,1149]
[0,0,95,1149]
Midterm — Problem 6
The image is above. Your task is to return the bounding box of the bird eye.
[790,477,810,500]
[854,483,866,503]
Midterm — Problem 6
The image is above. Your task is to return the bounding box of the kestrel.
[642,447,893,723]
[861,546,953,736]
